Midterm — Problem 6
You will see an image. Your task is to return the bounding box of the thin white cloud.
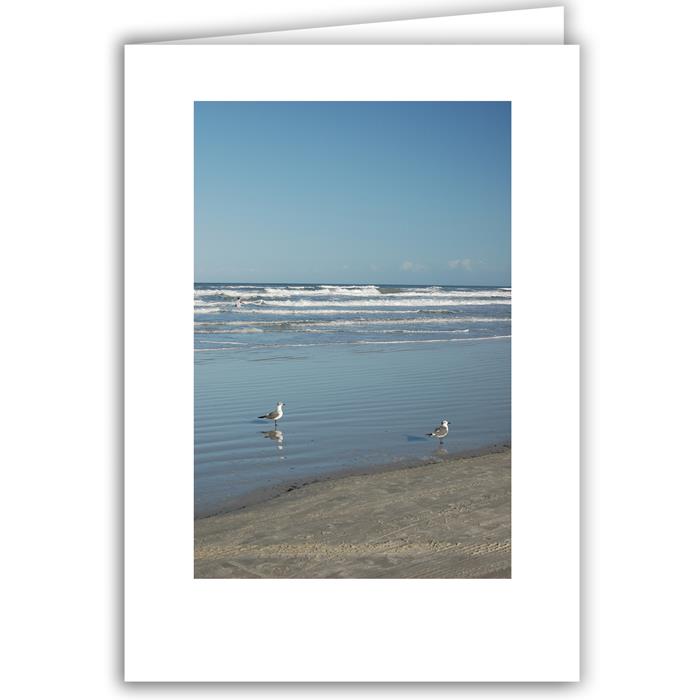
[448,258,473,271]
[401,260,426,272]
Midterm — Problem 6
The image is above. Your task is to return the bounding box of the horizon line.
[193,280,511,287]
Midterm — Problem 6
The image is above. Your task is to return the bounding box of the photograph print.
[193,101,511,578]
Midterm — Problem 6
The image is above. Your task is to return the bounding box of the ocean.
[194,283,511,517]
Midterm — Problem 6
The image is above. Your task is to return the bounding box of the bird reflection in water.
[261,429,284,451]
[433,445,449,458]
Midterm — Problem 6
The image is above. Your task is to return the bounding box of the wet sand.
[194,449,511,579]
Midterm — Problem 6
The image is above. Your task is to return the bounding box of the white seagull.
[258,401,285,427]
[426,419,450,443]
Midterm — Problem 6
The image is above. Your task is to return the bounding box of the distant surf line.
[194,336,511,351]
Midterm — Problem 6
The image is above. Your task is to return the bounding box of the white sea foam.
[321,316,506,325]
[194,285,510,300]
[236,297,509,308]
[304,328,472,335]
[354,337,509,345]
[196,308,457,316]
[194,316,507,328]
[266,285,382,297]
[193,285,511,342]
[193,305,227,314]
[197,327,473,336]
[209,327,264,333]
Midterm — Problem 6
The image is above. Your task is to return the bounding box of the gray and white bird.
[258,401,285,427]
[426,419,450,443]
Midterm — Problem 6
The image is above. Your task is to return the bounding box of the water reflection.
[433,445,449,458]
[261,429,284,450]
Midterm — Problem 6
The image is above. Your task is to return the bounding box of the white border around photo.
[125,44,579,682]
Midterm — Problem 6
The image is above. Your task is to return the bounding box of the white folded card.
[160,6,564,44]
[125,6,579,683]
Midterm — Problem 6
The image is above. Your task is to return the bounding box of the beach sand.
[194,449,510,578]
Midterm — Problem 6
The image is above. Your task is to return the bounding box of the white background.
[2,0,699,697]
[125,44,578,682]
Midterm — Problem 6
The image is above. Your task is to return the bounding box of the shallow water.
[194,284,511,517]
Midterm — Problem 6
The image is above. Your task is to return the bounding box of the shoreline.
[195,441,511,520]
[195,448,511,579]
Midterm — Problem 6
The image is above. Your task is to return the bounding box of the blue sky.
[195,102,510,285]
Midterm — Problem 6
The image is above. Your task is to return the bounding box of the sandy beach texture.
[194,449,511,579]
